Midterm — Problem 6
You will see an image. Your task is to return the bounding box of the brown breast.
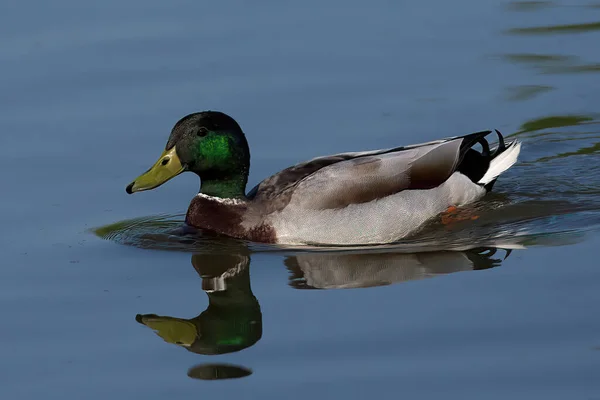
[185,195,277,243]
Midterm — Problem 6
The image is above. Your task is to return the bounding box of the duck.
[126,111,521,245]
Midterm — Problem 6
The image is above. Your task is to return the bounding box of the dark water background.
[1,1,600,398]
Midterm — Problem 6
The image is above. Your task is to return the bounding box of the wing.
[248,130,495,211]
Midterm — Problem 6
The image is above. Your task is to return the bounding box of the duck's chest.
[186,195,277,243]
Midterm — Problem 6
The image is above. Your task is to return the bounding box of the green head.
[126,111,250,198]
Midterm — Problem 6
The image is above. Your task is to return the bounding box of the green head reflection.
[136,252,262,355]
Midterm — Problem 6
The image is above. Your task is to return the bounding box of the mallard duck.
[126,111,521,245]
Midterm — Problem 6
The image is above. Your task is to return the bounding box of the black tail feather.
[457,130,492,162]
[456,129,510,191]
[477,137,491,157]
[492,129,506,156]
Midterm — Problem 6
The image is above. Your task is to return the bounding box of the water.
[1,0,600,398]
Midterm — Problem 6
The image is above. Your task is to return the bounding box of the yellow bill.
[126,146,184,194]
[137,315,198,347]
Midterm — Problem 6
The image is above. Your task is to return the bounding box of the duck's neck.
[199,171,248,199]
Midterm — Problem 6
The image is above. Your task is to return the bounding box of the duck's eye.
[197,127,209,137]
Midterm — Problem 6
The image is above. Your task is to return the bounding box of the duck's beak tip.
[126,182,135,194]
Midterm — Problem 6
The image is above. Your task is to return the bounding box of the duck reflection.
[136,244,511,379]
[136,252,262,356]
[186,363,253,380]
[286,247,510,290]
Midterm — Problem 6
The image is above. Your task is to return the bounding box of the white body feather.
[270,172,486,245]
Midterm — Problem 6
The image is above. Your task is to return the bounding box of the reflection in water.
[507,21,600,35]
[505,1,553,12]
[516,115,595,134]
[286,248,509,290]
[502,53,600,76]
[535,142,600,162]
[504,53,572,65]
[505,85,553,102]
[187,364,252,381]
[137,252,261,356]
[506,1,600,11]
[136,244,515,380]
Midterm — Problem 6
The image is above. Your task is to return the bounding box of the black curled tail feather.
[492,129,506,156]
[456,129,510,191]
